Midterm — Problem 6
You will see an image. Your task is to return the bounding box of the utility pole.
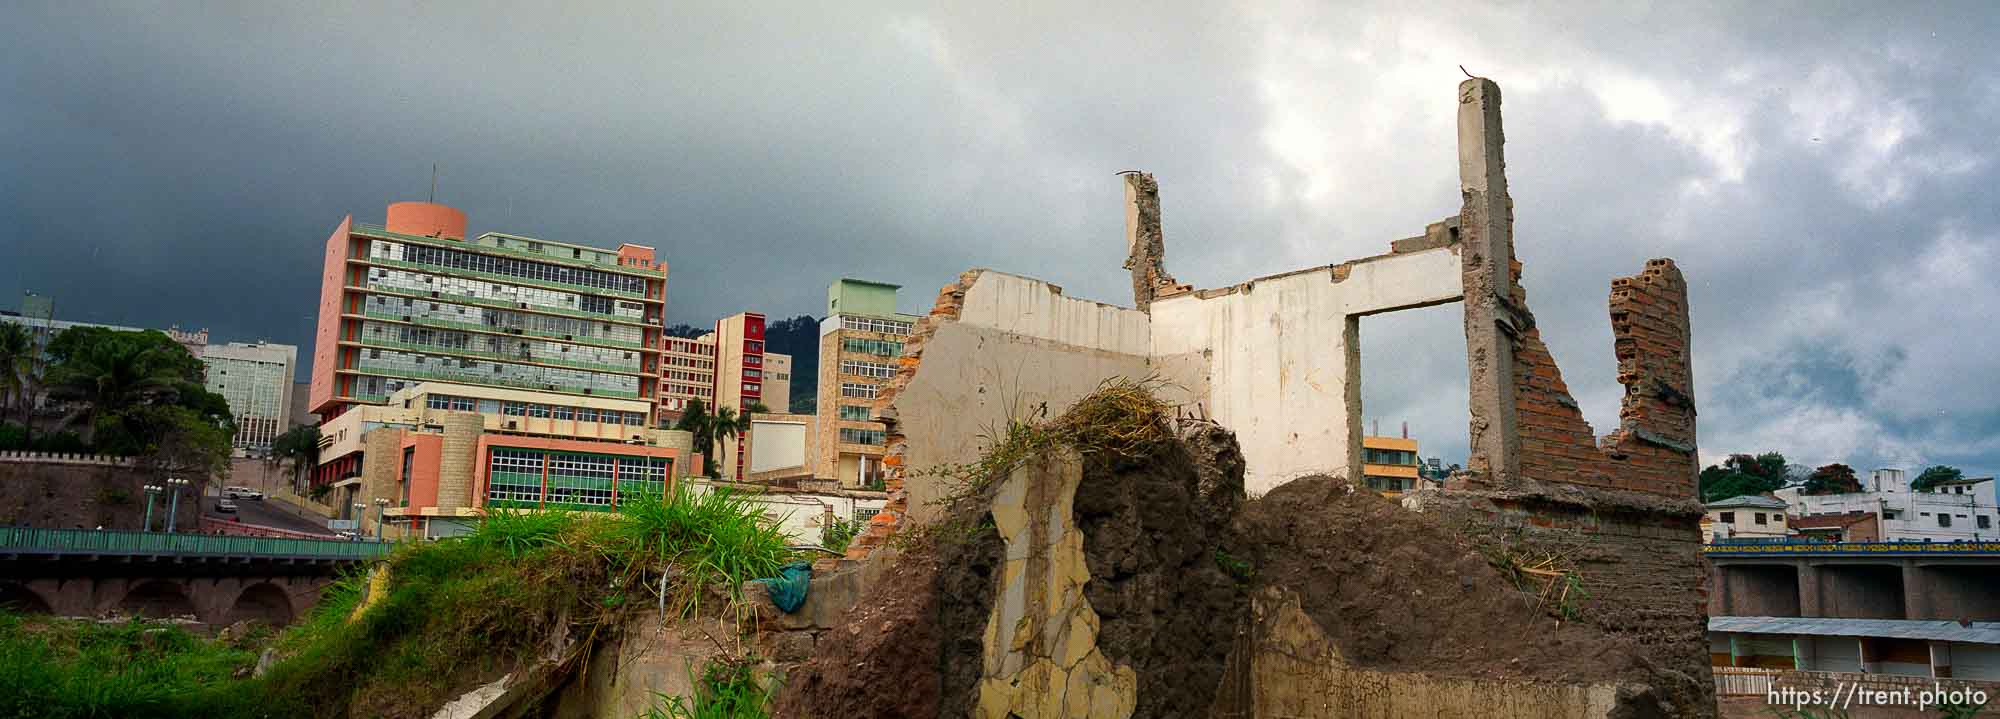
[373,498,390,541]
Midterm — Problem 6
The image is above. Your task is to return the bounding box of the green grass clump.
[4,482,798,719]
[0,612,259,719]
[640,657,771,719]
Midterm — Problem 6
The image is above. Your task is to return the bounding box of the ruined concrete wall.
[845,270,1155,558]
[1121,172,1189,311]
[890,271,1151,526]
[1149,247,1461,495]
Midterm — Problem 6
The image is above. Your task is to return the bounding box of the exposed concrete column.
[1457,77,1525,488]
[436,413,481,510]
[1796,561,1823,618]
[1120,171,1188,311]
[1900,560,1929,620]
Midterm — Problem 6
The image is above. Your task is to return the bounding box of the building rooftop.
[1705,494,1788,510]
[1710,616,2000,644]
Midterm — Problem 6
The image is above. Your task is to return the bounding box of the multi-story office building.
[316,382,697,538]
[815,279,919,488]
[200,341,297,455]
[307,201,670,486]
[656,312,792,479]
[1360,434,1421,495]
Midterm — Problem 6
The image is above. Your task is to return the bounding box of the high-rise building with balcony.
[307,202,670,485]
[815,279,919,488]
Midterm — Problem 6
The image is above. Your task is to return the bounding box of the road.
[201,488,336,536]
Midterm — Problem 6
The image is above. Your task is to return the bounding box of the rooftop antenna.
[1402,421,1409,439]
[429,163,439,203]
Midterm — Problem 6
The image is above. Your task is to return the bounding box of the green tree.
[37,327,234,476]
[674,399,716,474]
[1803,463,1862,495]
[1912,465,1964,492]
[708,406,751,479]
[1698,452,1791,502]
[0,322,30,428]
[267,424,324,495]
[43,328,202,437]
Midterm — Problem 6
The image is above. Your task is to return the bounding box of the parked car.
[223,486,265,500]
[334,530,359,541]
[216,499,239,513]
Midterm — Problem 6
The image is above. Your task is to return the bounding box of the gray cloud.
[4,1,1995,477]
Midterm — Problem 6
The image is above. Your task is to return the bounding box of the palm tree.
[0,323,30,429]
[673,399,715,473]
[709,406,752,478]
[266,425,323,496]
[42,331,191,441]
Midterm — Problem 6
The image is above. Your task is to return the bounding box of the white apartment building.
[1776,468,1999,542]
[201,341,298,455]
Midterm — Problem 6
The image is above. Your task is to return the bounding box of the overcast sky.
[4,2,1996,477]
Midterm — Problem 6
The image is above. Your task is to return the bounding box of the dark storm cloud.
[4,1,1996,476]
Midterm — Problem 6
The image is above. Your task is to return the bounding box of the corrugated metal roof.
[1710,616,2000,644]
[1705,495,1789,510]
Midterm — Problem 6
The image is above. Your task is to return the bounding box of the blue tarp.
[755,560,813,613]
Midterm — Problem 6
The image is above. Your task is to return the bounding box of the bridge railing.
[1704,538,2000,556]
[0,526,392,561]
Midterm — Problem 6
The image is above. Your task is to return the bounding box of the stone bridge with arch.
[0,527,387,626]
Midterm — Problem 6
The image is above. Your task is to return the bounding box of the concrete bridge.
[0,526,388,625]
[1706,540,2000,621]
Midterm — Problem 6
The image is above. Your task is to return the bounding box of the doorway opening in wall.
[1357,302,1469,496]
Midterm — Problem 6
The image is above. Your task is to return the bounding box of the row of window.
[496,400,647,425]
[841,316,913,336]
[839,428,885,446]
[365,261,646,319]
[361,320,640,371]
[1362,449,1418,466]
[486,449,671,510]
[843,338,903,357]
[422,393,648,425]
[362,293,647,345]
[387,239,648,295]
[840,382,878,399]
[663,382,714,398]
[664,355,714,369]
[841,359,896,379]
[356,346,640,396]
[838,405,873,421]
[665,369,713,382]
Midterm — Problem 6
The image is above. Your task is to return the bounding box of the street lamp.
[142,484,163,532]
[353,503,366,537]
[164,478,189,533]
[373,498,390,541]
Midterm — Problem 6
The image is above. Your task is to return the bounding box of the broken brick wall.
[837,270,981,563]
[1508,259,1697,496]
[1411,490,1715,717]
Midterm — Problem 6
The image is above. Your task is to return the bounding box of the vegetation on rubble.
[820,515,861,553]
[0,612,261,719]
[896,377,1179,549]
[1,484,794,718]
[640,656,773,719]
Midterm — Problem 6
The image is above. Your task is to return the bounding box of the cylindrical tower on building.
[384,202,467,240]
